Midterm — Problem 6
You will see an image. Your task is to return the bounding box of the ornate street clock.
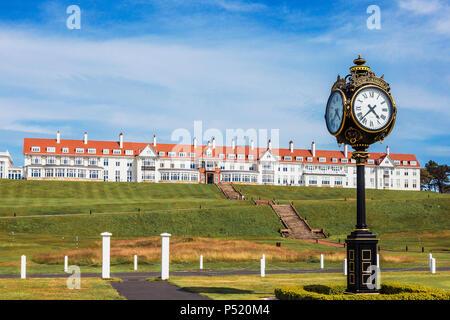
[325,56,397,294]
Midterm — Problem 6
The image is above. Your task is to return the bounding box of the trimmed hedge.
[275,283,450,300]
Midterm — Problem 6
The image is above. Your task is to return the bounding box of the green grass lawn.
[0,278,123,300]
[169,271,450,300]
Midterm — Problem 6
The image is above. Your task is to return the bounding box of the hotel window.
[404,170,408,176]
[332,158,338,163]
[143,159,154,166]
[160,163,164,168]
[46,147,55,153]
[322,177,330,185]
[125,150,133,156]
[115,170,120,181]
[307,157,313,162]
[56,168,65,178]
[367,159,374,164]
[341,158,348,163]
[67,169,75,178]
[394,160,400,165]
[403,160,408,165]
[319,157,326,163]
[62,147,69,153]
[248,155,254,160]
[159,151,165,156]
[309,177,317,185]
[335,177,343,186]
[45,169,53,178]
[113,149,121,155]
[332,166,340,172]
[351,159,356,164]
[104,159,109,166]
[396,179,401,188]
[179,152,186,157]
[32,157,41,164]
[31,146,40,152]
[127,171,132,182]
[127,161,133,167]
[88,148,96,154]
[103,149,109,154]
[222,174,231,182]
[237,154,245,160]
[190,162,196,169]
[412,179,417,188]
[89,158,97,166]
[47,156,56,164]
[31,169,41,177]
[61,157,69,165]
[190,152,196,158]
[410,161,417,166]
[296,156,303,162]
[76,148,84,154]
[230,164,235,170]
[116,161,120,167]
[284,156,292,161]
[168,152,176,157]
[77,169,86,178]
[180,163,186,169]
[219,154,225,159]
[89,170,99,179]
[412,170,417,176]
[228,154,236,159]
[104,170,108,181]
[75,158,83,165]
[404,180,409,188]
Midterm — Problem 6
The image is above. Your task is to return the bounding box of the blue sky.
[0,0,449,166]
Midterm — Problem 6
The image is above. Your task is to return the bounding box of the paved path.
[110,276,210,300]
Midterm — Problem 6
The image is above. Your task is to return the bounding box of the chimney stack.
[250,139,254,151]
[193,137,197,148]
[289,140,294,153]
[207,140,211,147]
[268,139,272,150]
[84,132,88,145]
[119,133,123,148]
[344,144,348,158]
[212,137,216,149]
[386,145,390,155]
[232,138,235,150]
[311,141,316,157]
[56,130,60,144]
[153,135,156,147]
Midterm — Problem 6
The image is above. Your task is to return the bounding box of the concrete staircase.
[216,183,244,200]
[270,204,326,240]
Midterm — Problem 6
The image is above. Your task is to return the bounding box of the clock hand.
[334,109,341,120]
[368,105,380,119]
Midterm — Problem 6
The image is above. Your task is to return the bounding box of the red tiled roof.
[23,138,420,167]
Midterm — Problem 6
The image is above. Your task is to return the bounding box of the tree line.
[420,160,449,193]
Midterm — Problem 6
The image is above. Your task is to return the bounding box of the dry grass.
[33,237,346,265]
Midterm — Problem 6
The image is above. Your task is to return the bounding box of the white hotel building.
[0,131,420,191]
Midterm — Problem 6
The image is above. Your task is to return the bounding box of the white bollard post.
[260,258,265,277]
[431,258,436,274]
[101,232,112,279]
[64,256,68,272]
[200,255,203,270]
[21,255,26,279]
[429,253,433,267]
[134,255,138,271]
[344,259,347,275]
[160,233,171,280]
[376,254,380,269]
[320,254,324,269]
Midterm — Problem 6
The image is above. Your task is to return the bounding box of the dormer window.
[341,158,348,163]
[168,152,176,157]
[219,154,225,159]
[75,148,84,154]
[307,157,313,162]
[31,146,40,152]
[351,159,356,164]
[319,157,326,163]
[332,158,338,163]
[296,156,303,162]
[410,161,417,166]
[248,155,254,160]
[367,159,374,164]
[284,156,292,161]
[112,149,121,155]
[402,160,408,165]
[87,148,96,154]
[237,154,245,160]
[205,149,212,156]
[46,147,55,153]
[178,152,186,157]
[62,147,69,153]
[189,152,195,157]
[228,154,236,159]
[125,150,133,156]
[159,151,165,156]
[394,160,400,165]
[103,149,109,154]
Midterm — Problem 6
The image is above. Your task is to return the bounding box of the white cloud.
[398,0,442,14]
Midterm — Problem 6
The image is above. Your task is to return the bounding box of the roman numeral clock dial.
[352,86,393,132]
[325,90,345,135]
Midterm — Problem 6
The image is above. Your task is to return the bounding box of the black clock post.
[325,55,397,294]
[345,148,378,293]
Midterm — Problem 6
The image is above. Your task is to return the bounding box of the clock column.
[345,147,379,293]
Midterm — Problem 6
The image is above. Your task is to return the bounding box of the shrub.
[275,283,450,300]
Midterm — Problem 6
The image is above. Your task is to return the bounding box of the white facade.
[0,151,22,180]
[14,132,421,191]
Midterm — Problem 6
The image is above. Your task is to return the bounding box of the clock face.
[352,86,393,132]
[325,90,345,135]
